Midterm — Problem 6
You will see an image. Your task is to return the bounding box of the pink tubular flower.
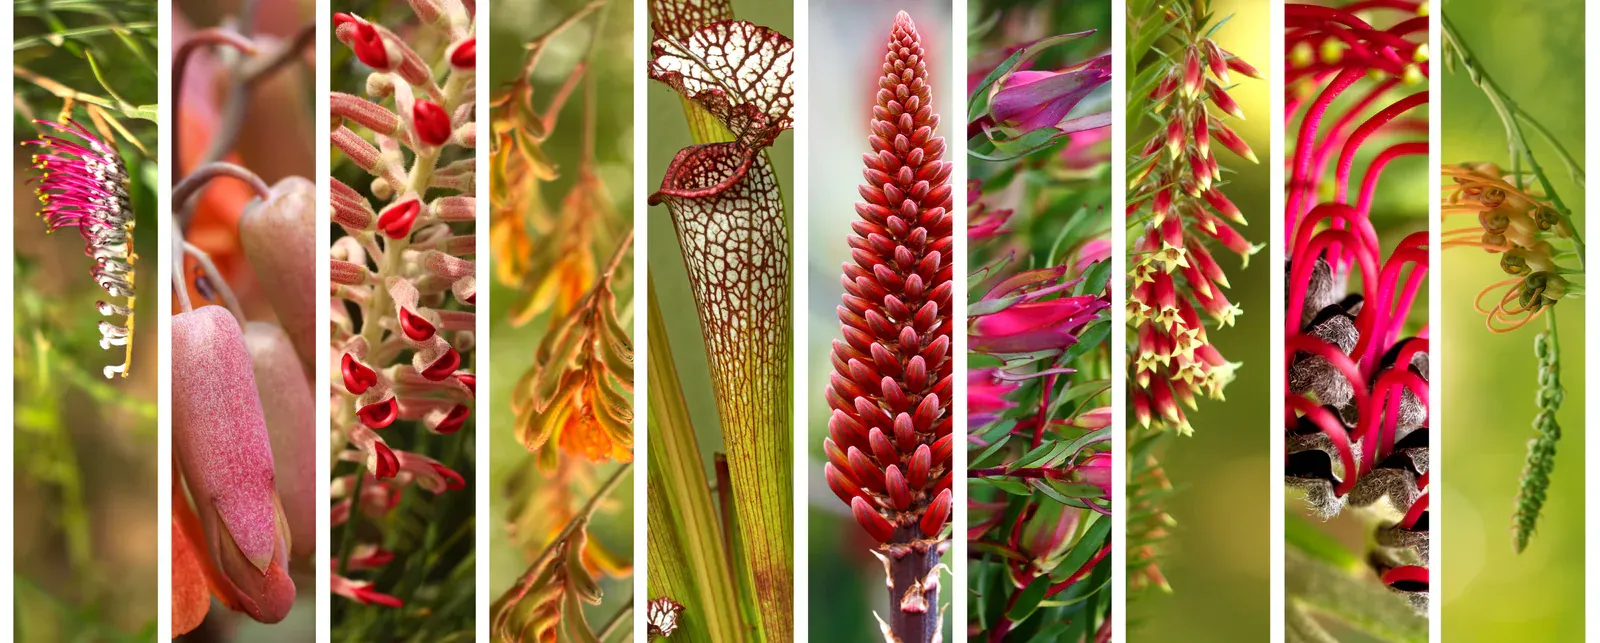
[333,570,405,608]
[1284,1,1429,615]
[967,369,1019,429]
[989,55,1111,133]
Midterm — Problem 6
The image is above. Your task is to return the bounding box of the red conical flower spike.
[826,12,951,643]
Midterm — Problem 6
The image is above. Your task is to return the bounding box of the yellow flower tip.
[1413,43,1430,64]
[1290,41,1315,69]
[1417,1,1431,17]
[1402,64,1424,86]
[1319,37,1344,65]
[1175,420,1194,437]
[1367,67,1387,83]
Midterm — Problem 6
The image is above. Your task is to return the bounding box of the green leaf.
[1006,575,1052,621]
[969,434,1013,469]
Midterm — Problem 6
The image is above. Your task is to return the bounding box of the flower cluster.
[1283,1,1430,614]
[822,14,952,642]
[26,118,137,379]
[330,0,475,607]
[1443,162,1577,331]
[1126,13,1259,436]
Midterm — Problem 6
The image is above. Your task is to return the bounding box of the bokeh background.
[1441,1,1586,640]
[13,2,158,640]
[487,0,636,637]
[805,1,952,640]
[1129,0,1271,639]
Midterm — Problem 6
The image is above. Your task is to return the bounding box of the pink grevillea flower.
[989,54,1112,133]
[330,0,475,609]
[968,368,1019,430]
[1284,1,1429,614]
[822,13,952,643]
[25,118,137,379]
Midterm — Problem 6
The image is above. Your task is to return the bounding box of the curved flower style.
[1442,163,1575,330]
[821,12,952,643]
[329,0,475,609]
[1283,1,1430,616]
[26,118,138,379]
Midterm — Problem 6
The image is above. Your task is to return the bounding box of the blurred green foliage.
[1441,1,1585,640]
[13,1,159,640]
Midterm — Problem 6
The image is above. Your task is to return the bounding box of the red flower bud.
[399,307,436,341]
[433,404,469,434]
[825,463,867,506]
[412,100,452,147]
[336,14,390,70]
[449,38,475,70]
[885,465,911,510]
[342,353,377,395]
[358,397,398,429]
[908,444,931,488]
[376,199,421,239]
[921,488,951,538]
[851,496,895,542]
[420,346,461,381]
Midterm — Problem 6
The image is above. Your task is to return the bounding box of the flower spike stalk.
[822,12,952,643]
[330,0,475,610]
[26,117,138,379]
[1283,1,1430,620]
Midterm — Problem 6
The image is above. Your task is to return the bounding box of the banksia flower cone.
[825,11,952,642]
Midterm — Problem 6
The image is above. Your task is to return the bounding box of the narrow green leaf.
[1006,576,1052,621]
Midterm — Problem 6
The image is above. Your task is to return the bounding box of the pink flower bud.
[240,177,317,376]
[244,322,317,561]
[172,306,295,623]
[412,100,452,147]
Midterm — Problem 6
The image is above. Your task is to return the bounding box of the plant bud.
[244,322,317,560]
[240,176,317,376]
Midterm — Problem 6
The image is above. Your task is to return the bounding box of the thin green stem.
[1443,15,1586,268]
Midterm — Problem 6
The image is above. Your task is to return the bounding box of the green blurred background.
[487,0,636,634]
[646,0,793,533]
[1129,0,1271,640]
[1441,1,1586,640]
[805,1,952,640]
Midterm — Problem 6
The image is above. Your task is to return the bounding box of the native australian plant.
[644,0,794,641]
[966,2,1114,640]
[1439,15,1585,555]
[14,2,158,639]
[329,1,477,638]
[484,1,637,641]
[1283,3,1429,639]
[1124,0,1260,606]
[165,4,317,638]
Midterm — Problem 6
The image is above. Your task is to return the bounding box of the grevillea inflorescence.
[822,13,952,643]
[1284,1,1430,616]
[330,0,475,609]
[26,118,138,379]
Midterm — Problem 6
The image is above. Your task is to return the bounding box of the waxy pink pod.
[239,176,316,375]
[244,321,317,560]
[173,306,296,622]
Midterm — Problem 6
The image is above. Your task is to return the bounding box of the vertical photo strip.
[169,0,317,638]
[809,2,952,642]
[1283,1,1430,640]
[1441,0,1585,639]
[485,1,637,642]
[328,0,477,638]
[966,0,1113,641]
[1126,0,1269,639]
[645,0,795,641]
[13,1,158,640]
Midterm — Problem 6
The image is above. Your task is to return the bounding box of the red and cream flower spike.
[824,11,952,643]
